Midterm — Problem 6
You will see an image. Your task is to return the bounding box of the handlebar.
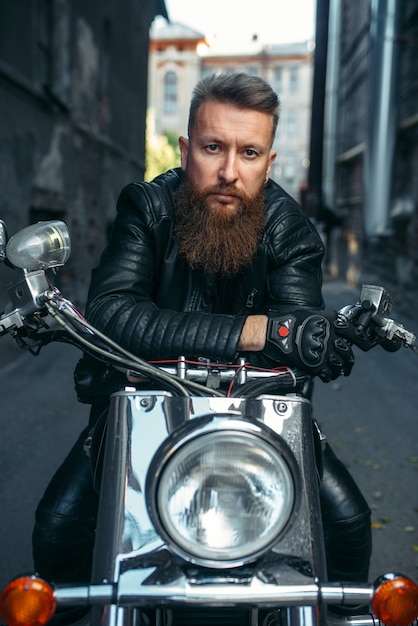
[129,357,309,398]
[337,284,417,353]
[144,357,300,385]
[0,264,416,398]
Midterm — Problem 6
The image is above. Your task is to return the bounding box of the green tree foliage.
[145,110,180,181]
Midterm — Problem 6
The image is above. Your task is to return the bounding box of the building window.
[284,155,296,181]
[202,66,214,78]
[163,71,178,114]
[289,66,298,91]
[287,108,296,135]
[274,67,283,92]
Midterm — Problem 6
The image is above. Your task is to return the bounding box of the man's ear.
[266,150,277,179]
[179,136,189,171]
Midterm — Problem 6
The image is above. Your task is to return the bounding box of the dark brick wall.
[0,0,165,311]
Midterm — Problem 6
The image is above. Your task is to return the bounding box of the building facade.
[0,0,167,309]
[323,0,418,296]
[148,21,206,139]
[148,20,314,202]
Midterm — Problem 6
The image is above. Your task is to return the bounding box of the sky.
[163,0,316,46]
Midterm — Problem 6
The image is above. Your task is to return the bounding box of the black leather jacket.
[44,170,371,588]
[85,168,324,365]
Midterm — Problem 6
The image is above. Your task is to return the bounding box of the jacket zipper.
[246,288,258,309]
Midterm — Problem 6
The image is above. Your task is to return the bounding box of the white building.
[148,19,314,202]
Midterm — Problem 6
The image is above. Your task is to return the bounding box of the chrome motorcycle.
[0,220,417,626]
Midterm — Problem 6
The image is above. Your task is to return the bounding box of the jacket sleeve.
[262,189,325,314]
[85,183,246,362]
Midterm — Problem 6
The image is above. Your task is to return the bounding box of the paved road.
[0,341,90,591]
[316,281,418,581]
[0,280,416,595]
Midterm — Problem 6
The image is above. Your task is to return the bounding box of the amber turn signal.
[0,576,56,626]
[372,574,418,626]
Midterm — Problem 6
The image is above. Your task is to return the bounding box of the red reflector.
[0,576,56,626]
[372,575,418,626]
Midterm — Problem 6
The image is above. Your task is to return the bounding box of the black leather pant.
[32,416,372,586]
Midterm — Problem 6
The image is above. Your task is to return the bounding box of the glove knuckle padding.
[295,314,331,368]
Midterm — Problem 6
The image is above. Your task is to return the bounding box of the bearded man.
[32,73,372,620]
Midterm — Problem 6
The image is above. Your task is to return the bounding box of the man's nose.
[218,153,238,183]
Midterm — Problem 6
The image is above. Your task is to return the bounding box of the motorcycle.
[0,219,418,626]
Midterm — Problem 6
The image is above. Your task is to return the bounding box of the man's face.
[179,100,277,211]
[175,101,277,276]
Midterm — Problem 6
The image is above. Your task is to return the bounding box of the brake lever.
[338,285,417,354]
[360,285,417,352]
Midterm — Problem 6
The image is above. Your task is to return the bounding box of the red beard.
[174,178,265,276]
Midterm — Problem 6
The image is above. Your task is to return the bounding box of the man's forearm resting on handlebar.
[239,311,355,383]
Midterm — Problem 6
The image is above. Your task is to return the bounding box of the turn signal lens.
[0,576,56,626]
[372,574,418,626]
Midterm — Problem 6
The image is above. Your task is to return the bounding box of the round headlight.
[151,423,295,566]
[6,221,70,270]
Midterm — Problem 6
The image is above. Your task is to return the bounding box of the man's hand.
[264,310,355,382]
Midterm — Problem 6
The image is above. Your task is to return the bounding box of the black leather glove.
[264,310,355,382]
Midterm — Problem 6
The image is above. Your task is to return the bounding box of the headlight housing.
[6,221,70,270]
[147,416,297,567]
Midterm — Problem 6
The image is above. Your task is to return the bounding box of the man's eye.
[244,149,257,157]
[206,144,219,152]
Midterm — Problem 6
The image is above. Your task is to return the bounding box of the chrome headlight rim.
[146,415,300,568]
